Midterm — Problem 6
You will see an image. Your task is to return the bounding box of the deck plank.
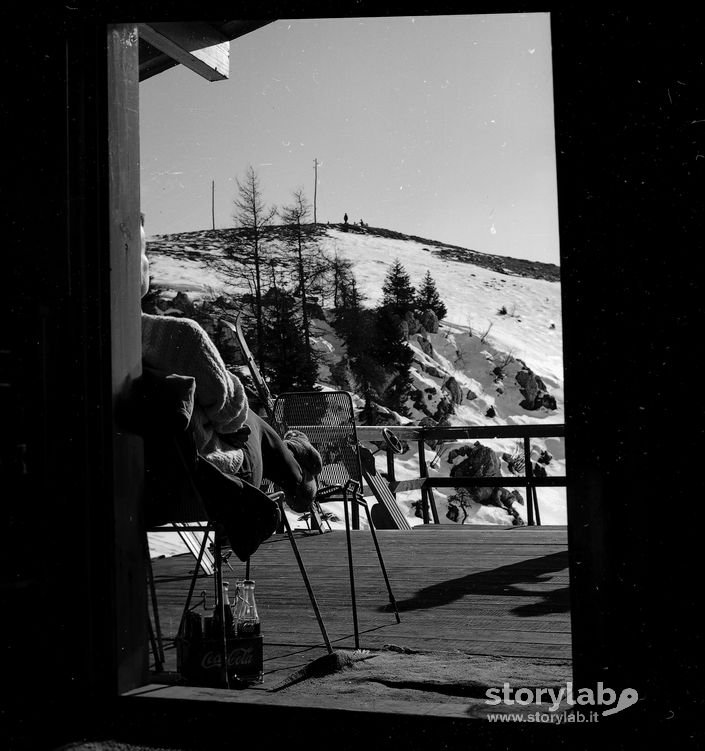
[149,526,571,678]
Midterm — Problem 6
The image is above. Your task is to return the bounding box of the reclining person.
[139,214,321,557]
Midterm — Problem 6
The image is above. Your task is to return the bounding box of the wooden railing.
[355,424,566,526]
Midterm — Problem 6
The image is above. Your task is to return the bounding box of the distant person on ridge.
[343,213,348,225]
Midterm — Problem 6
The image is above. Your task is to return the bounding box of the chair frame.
[272,390,401,648]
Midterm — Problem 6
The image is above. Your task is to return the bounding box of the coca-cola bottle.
[236,579,260,637]
[213,581,235,637]
[232,580,244,625]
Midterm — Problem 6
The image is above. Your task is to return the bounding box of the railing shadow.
[386,551,570,617]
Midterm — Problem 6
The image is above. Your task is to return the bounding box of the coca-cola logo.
[201,647,256,670]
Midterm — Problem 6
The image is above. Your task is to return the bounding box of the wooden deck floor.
[149,524,571,688]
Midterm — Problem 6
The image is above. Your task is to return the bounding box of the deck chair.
[135,368,333,679]
[272,390,401,648]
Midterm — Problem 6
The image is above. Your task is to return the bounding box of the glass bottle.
[232,580,245,625]
[236,579,260,637]
[214,580,234,637]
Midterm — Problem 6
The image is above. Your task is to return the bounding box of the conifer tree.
[333,273,386,417]
[375,304,414,415]
[381,259,416,316]
[415,270,447,320]
[333,273,364,345]
[263,288,318,393]
[329,253,354,308]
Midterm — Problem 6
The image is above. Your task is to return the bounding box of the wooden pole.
[313,158,318,225]
[211,180,215,230]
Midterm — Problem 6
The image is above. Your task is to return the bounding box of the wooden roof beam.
[138,22,229,81]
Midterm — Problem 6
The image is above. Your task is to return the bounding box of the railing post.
[386,445,397,499]
[418,434,440,524]
[533,488,542,526]
[523,436,535,526]
[418,438,430,524]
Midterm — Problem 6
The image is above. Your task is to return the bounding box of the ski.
[220,314,275,419]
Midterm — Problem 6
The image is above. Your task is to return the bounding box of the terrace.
[143,423,569,717]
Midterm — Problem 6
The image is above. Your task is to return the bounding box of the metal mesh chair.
[272,390,401,647]
[273,390,364,527]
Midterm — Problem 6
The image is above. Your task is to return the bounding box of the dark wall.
[3,11,128,748]
[552,9,705,733]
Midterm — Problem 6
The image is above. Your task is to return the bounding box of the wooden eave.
[138,20,273,82]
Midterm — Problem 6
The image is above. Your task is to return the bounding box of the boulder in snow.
[416,335,434,358]
[516,367,556,411]
[443,376,463,405]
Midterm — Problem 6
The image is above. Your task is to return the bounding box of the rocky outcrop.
[515,367,557,411]
[443,376,463,405]
[405,311,422,336]
[410,388,431,416]
[414,357,445,379]
[446,442,525,525]
[362,401,406,427]
[416,335,434,358]
[538,450,553,465]
[433,396,455,422]
[419,309,439,334]
[448,442,501,478]
[409,386,455,422]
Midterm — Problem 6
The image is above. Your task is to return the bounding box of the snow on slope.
[321,229,563,388]
[145,226,565,556]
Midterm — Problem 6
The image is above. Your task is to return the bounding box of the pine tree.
[332,273,385,416]
[381,259,416,316]
[263,289,318,393]
[374,305,414,415]
[333,272,365,345]
[330,356,353,392]
[329,253,354,308]
[415,270,448,320]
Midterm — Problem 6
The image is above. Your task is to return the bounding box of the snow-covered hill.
[145,224,565,555]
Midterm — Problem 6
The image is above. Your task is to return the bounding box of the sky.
[139,13,560,265]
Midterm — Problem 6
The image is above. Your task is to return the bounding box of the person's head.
[140,211,150,298]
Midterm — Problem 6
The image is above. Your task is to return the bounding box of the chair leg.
[358,496,401,624]
[309,500,329,534]
[342,483,360,650]
[146,606,164,673]
[175,524,213,640]
[144,535,166,669]
[278,499,333,654]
